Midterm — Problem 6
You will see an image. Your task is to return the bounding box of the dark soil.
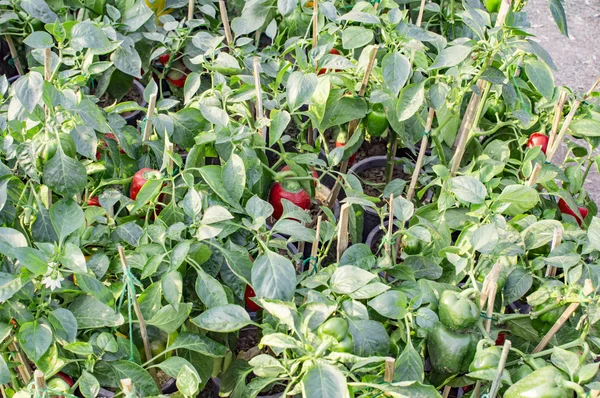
[235,326,260,357]
[96,84,144,118]
[357,166,410,201]
[197,379,219,398]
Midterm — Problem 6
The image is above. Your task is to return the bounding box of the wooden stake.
[385,194,395,260]
[407,108,435,201]
[219,0,233,47]
[442,386,451,398]
[450,0,512,176]
[142,93,157,142]
[484,283,498,333]
[327,47,379,207]
[308,216,322,274]
[416,0,427,26]
[527,91,567,187]
[120,378,134,396]
[312,0,318,49]
[34,370,46,396]
[384,357,395,383]
[188,0,194,20]
[167,142,174,170]
[117,246,160,388]
[253,57,266,143]
[545,227,563,277]
[5,35,24,76]
[488,340,512,398]
[10,340,31,383]
[336,203,350,262]
[533,279,594,353]
[43,48,52,81]
[479,262,501,309]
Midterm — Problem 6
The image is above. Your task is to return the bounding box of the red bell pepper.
[318,48,342,75]
[526,133,549,155]
[558,198,588,226]
[87,196,100,207]
[130,168,162,200]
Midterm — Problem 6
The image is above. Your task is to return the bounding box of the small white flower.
[41,262,64,291]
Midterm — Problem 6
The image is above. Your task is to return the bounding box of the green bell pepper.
[365,103,389,137]
[469,340,501,372]
[532,302,565,335]
[427,322,478,375]
[438,289,479,331]
[317,318,349,342]
[333,335,353,353]
[503,366,571,398]
[485,96,506,120]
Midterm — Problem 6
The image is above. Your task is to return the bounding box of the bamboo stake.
[527,91,567,186]
[384,357,395,382]
[253,57,267,142]
[533,279,594,353]
[336,203,350,262]
[385,194,395,260]
[327,47,379,207]
[484,283,498,333]
[479,263,501,309]
[43,48,52,81]
[442,386,451,398]
[142,93,157,142]
[120,378,134,396]
[117,246,160,388]
[188,0,194,20]
[488,340,512,398]
[9,340,31,383]
[34,370,46,396]
[450,0,512,176]
[406,109,435,201]
[167,142,174,170]
[5,35,24,76]
[415,0,427,26]
[312,0,318,49]
[545,227,563,277]
[308,216,322,274]
[219,0,233,47]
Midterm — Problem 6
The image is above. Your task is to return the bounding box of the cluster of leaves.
[0,0,600,397]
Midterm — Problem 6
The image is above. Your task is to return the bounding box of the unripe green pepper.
[332,335,353,353]
[531,302,565,335]
[317,318,349,342]
[427,322,478,375]
[365,103,389,137]
[438,289,479,331]
[503,366,571,398]
[469,340,501,372]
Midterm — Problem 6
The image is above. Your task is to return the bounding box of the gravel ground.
[524,0,600,202]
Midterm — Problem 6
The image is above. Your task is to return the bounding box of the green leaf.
[396,82,425,122]
[21,0,58,23]
[367,291,407,320]
[0,272,25,302]
[347,319,390,356]
[394,341,424,382]
[251,249,296,302]
[330,266,377,294]
[222,154,245,205]
[447,176,486,204]
[161,271,182,307]
[43,149,87,198]
[339,244,376,270]
[130,179,162,214]
[382,51,410,97]
[24,31,53,49]
[111,38,142,78]
[170,108,210,149]
[177,364,201,397]
[269,109,291,146]
[318,96,368,131]
[522,220,563,250]
[524,59,555,100]
[570,119,600,138]
[551,347,580,379]
[49,199,84,243]
[116,222,144,247]
[68,295,124,329]
[495,185,539,216]
[184,72,201,105]
[14,247,48,275]
[287,71,318,111]
[195,267,228,309]
[167,332,227,357]
[342,26,374,49]
[60,243,87,273]
[191,304,253,332]
[548,0,568,36]
[430,45,472,69]
[14,72,44,113]
[503,267,533,303]
[47,308,77,344]
[79,370,100,398]
[199,166,243,210]
[18,321,53,362]
[302,361,349,398]
[147,303,191,334]
[70,21,110,51]
[109,361,160,396]
[0,355,9,384]
[588,217,600,252]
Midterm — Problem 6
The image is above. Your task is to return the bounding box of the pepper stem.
[459,288,477,299]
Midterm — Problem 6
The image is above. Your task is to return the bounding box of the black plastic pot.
[123,80,147,126]
[349,155,404,242]
[364,221,388,252]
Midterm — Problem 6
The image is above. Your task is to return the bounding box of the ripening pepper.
[427,322,478,375]
[469,340,501,372]
[438,289,479,331]
[365,103,389,137]
[503,366,571,398]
